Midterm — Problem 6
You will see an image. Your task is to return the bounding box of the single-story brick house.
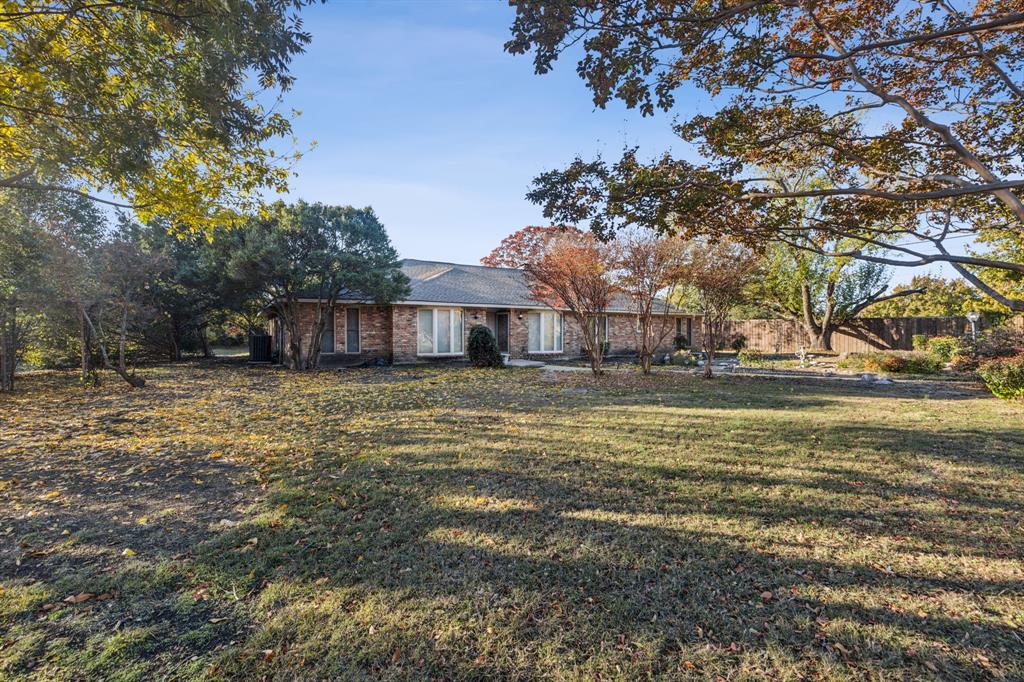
[267,259,699,365]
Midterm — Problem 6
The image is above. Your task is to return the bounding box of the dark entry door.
[494,312,509,353]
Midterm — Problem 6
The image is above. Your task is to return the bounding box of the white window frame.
[528,311,563,354]
[417,307,465,356]
[344,307,361,354]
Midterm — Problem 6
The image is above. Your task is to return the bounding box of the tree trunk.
[199,322,212,358]
[284,308,303,371]
[638,318,653,375]
[118,307,128,373]
[79,304,145,388]
[168,316,183,362]
[80,307,98,385]
[0,299,16,391]
[811,326,835,351]
[702,316,715,379]
[581,318,604,377]
[798,281,836,351]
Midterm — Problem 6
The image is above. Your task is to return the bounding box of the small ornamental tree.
[679,240,760,379]
[616,230,686,374]
[524,232,617,376]
[467,325,503,368]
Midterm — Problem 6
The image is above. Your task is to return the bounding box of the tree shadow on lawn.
[546,371,992,404]
[3,369,1021,680]
[186,407,1024,680]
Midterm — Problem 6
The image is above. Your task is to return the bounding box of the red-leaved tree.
[523,232,617,376]
[679,240,761,379]
[481,225,581,268]
[616,230,686,374]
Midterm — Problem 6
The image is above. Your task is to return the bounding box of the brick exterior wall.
[391,305,419,363]
[281,302,699,365]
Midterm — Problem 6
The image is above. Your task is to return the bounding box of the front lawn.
[2,363,1022,680]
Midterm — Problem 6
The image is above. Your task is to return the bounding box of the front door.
[494,312,509,353]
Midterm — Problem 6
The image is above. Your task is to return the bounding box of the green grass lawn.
[2,363,1022,680]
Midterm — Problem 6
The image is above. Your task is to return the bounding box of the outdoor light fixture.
[966,310,981,342]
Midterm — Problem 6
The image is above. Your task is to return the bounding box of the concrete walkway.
[527,361,983,394]
[505,359,547,368]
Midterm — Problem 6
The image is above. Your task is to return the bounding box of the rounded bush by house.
[467,324,503,368]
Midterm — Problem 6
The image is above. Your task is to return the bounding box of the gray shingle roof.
[296,259,688,314]
[397,259,688,314]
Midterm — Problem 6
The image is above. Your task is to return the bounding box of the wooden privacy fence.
[722,316,1005,354]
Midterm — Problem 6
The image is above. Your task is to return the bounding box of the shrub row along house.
[266,259,696,365]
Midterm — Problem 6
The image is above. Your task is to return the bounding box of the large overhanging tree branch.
[508,0,1024,310]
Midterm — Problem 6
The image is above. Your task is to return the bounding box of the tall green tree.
[0,192,46,390]
[0,187,109,388]
[129,219,229,360]
[866,274,1011,319]
[747,242,923,350]
[508,0,1024,311]
[1,0,314,229]
[226,202,410,370]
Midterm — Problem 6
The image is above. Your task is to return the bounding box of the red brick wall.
[333,305,391,362]
[392,306,488,363]
[391,305,418,363]
[279,303,393,365]
[283,302,699,365]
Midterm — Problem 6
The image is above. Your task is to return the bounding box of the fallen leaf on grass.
[121,548,136,556]
[64,592,93,604]
[209,617,228,624]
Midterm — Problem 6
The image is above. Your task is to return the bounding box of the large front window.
[417,308,464,355]
[528,311,563,353]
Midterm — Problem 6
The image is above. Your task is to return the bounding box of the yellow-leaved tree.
[0,0,314,230]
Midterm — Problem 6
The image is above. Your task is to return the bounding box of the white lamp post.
[966,310,981,343]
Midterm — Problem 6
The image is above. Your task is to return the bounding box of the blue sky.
[278,0,953,283]
[279,1,692,263]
